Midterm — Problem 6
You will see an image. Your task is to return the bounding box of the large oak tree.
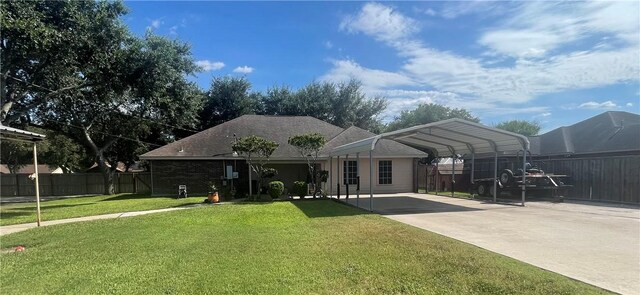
[1,0,203,194]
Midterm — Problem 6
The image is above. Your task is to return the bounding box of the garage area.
[330,119,639,294]
[345,193,640,295]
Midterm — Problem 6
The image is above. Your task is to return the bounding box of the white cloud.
[423,8,436,16]
[540,112,551,117]
[196,60,225,71]
[340,2,418,42]
[324,41,333,49]
[440,1,513,20]
[328,1,640,113]
[578,100,618,109]
[233,66,254,74]
[321,59,414,93]
[147,18,163,30]
[626,102,634,107]
[478,1,640,58]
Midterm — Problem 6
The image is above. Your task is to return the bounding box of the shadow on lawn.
[343,196,483,215]
[1,203,94,218]
[291,199,371,218]
[40,203,95,210]
[1,211,33,219]
[100,194,174,201]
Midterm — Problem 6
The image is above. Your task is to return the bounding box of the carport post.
[248,162,252,197]
[493,151,498,203]
[336,155,340,199]
[451,156,455,198]
[471,152,475,185]
[356,153,360,207]
[435,159,439,195]
[369,150,373,212]
[522,149,527,206]
[329,156,332,198]
[345,154,349,200]
[33,142,42,226]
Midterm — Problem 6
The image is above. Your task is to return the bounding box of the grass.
[0,200,608,294]
[0,193,206,226]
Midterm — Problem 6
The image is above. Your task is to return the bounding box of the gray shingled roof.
[321,126,425,157]
[141,115,424,159]
[531,111,639,156]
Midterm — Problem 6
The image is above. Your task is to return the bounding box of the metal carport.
[329,118,530,210]
[0,125,46,225]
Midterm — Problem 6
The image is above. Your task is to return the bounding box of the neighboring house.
[0,164,64,174]
[469,111,640,204]
[140,115,425,196]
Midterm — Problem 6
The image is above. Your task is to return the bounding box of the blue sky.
[123,1,639,133]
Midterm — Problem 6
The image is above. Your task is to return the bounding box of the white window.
[378,160,392,184]
[343,160,358,185]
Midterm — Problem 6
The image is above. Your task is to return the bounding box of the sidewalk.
[0,205,204,236]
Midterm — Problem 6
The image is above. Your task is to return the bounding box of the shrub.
[292,181,307,199]
[268,181,284,199]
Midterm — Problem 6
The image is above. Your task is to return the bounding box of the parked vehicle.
[473,163,572,199]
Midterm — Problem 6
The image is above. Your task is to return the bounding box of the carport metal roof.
[0,125,46,142]
[328,119,530,209]
[330,118,530,157]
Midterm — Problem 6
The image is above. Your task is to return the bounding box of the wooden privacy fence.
[538,155,640,204]
[0,173,151,197]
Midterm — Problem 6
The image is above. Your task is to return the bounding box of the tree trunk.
[97,158,115,195]
[82,126,117,195]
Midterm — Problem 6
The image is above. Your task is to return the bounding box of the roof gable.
[142,116,426,159]
[142,115,344,159]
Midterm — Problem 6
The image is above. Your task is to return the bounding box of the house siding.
[323,157,416,195]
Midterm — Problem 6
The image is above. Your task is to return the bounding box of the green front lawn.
[0,193,205,226]
[1,200,607,294]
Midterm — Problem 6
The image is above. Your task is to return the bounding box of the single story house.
[140,115,425,196]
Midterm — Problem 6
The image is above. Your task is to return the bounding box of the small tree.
[231,135,279,199]
[288,133,326,198]
[495,120,541,136]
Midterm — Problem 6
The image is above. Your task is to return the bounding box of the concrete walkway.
[0,206,202,236]
[345,193,640,295]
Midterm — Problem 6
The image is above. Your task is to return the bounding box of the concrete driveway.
[344,193,640,295]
